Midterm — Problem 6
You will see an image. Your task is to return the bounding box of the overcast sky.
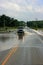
[0,0,43,21]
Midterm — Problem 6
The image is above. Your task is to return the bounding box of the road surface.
[0,28,43,65]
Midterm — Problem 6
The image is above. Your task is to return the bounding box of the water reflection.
[0,33,17,51]
[0,33,16,42]
[0,36,10,42]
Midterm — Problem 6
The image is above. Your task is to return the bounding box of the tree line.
[0,14,25,28]
[27,20,43,29]
[0,14,43,29]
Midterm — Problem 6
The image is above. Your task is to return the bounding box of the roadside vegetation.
[0,14,25,32]
[0,14,43,32]
[27,21,43,30]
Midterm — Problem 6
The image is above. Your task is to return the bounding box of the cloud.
[26,5,33,12]
[0,0,43,21]
[0,0,42,13]
[34,7,43,13]
[0,1,20,11]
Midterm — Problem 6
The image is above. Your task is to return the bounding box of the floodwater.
[0,33,18,52]
[0,31,43,64]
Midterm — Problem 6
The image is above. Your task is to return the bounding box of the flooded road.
[0,33,18,52]
[0,29,43,65]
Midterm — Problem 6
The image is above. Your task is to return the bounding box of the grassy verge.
[0,27,17,32]
[31,27,43,30]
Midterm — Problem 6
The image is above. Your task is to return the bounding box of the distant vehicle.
[17,26,25,39]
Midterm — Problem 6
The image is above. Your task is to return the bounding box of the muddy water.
[0,33,18,51]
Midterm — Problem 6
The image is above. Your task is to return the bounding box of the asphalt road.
[0,29,43,65]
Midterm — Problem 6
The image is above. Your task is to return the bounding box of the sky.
[0,0,43,21]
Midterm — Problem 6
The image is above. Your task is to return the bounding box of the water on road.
[0,29,43,65]
[0,33,18,52]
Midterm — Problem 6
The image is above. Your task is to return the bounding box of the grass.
[0,27,17,32]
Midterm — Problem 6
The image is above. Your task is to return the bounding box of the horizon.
[0,14,43,22]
